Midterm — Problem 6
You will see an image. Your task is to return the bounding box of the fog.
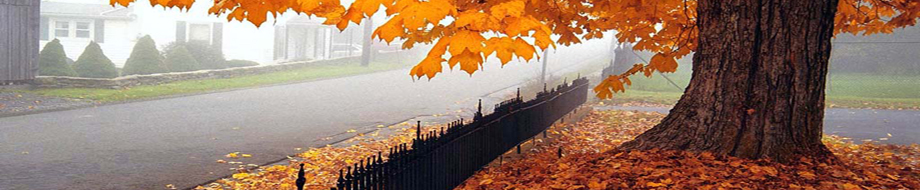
[2,1,619,189]
[2,0,918,189]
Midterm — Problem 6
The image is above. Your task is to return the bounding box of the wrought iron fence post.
[296,163,306,190]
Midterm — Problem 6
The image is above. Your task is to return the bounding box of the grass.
[602,67,920,109]
[6,60,410,103]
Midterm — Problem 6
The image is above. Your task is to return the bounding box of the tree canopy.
[111,0,920,97]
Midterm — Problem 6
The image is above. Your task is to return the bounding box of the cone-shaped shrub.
[73,42,118,78]
[123,35,168,75]
[38,39,77,76]
[164,45,200,72]
[184,41,226,70]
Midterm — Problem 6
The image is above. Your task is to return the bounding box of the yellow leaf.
[110,0,134,7]
[455,10,492,31]
[588,180,606,190]
[448,31,485,56]
[447,49,484,75]
[374,17,404,43]
[649,53,678,73]
[232,173,251,179]
[842,183,861,190]
[489,0,524,18]
[647,182,667,187]
[409,36,449,79]
[797,171,816,180]
[512,38,536,61]
[533,30,554,50]
[483,37,515,64]
[503,17,541,36]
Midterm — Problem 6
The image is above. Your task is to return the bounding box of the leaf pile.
[194,122,441,190]
[457,110,920,190]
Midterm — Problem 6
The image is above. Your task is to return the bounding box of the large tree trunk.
[619,0,839,162]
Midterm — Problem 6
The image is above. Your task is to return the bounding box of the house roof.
[41,1,133,20]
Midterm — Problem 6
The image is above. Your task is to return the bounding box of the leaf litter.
[194,110,919,189]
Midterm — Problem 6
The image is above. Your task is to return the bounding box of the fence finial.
[336,169,345,190]
[475,99,483,120]
[416,121,422,141]
[558,147,564,158]
[517,88,521,99]
[478,99,482,114]
[296,163,306,190]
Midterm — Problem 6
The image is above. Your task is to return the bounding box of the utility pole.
[361,17,374,67]
[540,49,549,85]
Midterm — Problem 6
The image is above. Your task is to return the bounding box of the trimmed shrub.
[123,35,168,75]
[226,59,260,68]
[164,41,226,70]
[164,45,200,72]
[73,41,118,78]
[38,39,77,76]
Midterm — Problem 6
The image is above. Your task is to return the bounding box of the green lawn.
[604,68,920,109]
[6,60,410,103]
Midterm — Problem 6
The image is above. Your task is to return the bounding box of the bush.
[164,45,200,72]
[164,41,226,70]
[123,35,168,75]
[226,60,260,68]
[73,42,118,78]
[38,39,77,76]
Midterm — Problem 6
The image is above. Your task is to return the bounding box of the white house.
[38,0,374,68]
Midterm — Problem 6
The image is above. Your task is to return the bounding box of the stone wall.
[32,56,362,89]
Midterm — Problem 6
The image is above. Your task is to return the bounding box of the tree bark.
[619,0,839,162]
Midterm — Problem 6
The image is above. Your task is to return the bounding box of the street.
[0,58,595,190]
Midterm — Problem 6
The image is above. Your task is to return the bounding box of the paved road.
[0,55,601,190]
[601,106,920,145]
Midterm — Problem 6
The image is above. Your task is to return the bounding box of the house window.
[189,23,211,42]
[75,21,92,38]
[50,19,93,40]
[54,21,69,38]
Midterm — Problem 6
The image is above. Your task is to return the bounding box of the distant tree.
[38,39,77,77]
[164,45,200,72]
[73,41,119,78]
[123,35,168,75]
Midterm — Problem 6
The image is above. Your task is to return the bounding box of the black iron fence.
[297,77,589,190]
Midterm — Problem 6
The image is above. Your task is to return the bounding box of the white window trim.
[49,18,95,40]
[185,22,214,45]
